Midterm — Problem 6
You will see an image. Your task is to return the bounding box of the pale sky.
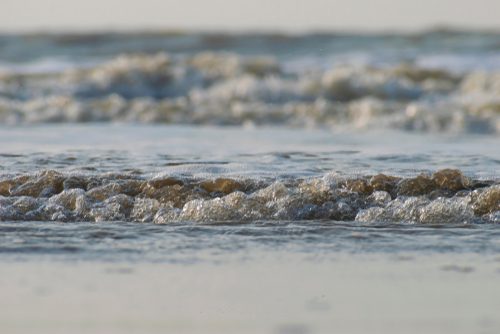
[1,0,499,32]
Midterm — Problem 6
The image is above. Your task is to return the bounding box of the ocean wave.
[0,52,499,133]
[0,169,497,223]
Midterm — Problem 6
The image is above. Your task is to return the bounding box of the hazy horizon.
[1,26,499,36]
[1,0,499,33]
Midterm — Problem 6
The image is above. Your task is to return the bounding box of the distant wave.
[0,31,499,133]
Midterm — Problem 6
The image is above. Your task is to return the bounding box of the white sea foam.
[0,52,498,133]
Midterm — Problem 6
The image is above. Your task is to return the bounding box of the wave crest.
[0,169,497,223]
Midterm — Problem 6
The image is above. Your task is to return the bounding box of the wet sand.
[2,253,499,334]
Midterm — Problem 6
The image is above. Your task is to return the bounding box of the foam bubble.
[0,169,497,224]
[0,52,498,134]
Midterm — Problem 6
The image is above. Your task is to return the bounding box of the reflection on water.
[0,125,498,178]
[1,220,499,262]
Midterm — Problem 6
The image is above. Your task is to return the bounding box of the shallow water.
[1,125,499,177]
[0,125,498,261]
[1,220,500,263]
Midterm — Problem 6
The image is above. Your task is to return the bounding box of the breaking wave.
[0,51,498,133]
[0,169,498,223]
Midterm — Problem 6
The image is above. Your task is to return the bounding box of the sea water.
[0,31,499,334]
